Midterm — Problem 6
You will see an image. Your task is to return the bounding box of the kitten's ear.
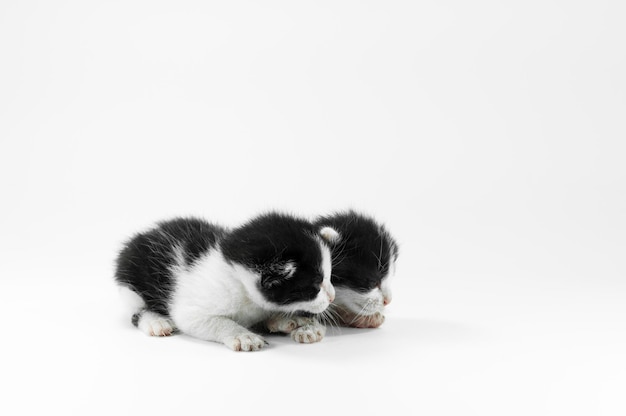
[261,260,297,289]
[319,226,341,244]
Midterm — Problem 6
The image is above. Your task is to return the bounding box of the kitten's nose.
[383,297,391,306]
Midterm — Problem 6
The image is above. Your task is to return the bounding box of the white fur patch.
[168,245,333,349]
[170,249,270,329]
[319,226,340,244]
[118,286,145,314]
[319,238,335,304]
[381,274,393,305]
[320,240,332,282]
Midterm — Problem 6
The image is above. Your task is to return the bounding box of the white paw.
[266,315,317,334]
[138,312,176,337]
[224,333,267,352]
[291,322,326,344]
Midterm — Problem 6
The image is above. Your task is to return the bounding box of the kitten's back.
[114,217,227,315]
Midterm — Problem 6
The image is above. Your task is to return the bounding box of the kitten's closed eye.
[261,260,297,289]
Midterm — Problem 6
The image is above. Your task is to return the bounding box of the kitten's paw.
[341,311,386,328]
[266,316,316,334]
[137,312,176,337]
[291,322,326,344]
[224,333,267,352]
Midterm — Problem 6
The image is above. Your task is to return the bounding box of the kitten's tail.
[118,285,147,327]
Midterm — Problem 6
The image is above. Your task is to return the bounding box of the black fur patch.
[131,311,143,327]
[221,212,326,305]
[315,210,398,293]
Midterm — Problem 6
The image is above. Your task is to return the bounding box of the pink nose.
[383,297,391,306]
[329,293,335,303]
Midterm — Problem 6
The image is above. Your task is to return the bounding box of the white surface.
[1,1,624,415]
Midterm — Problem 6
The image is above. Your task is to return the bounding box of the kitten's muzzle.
[323,282,335,303]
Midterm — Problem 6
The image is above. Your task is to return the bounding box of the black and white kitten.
[114,212,338,351]
[315,210,399,328]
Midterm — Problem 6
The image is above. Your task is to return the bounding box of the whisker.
[324,306,342,329]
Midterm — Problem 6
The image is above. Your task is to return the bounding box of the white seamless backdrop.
[1,1,624,415]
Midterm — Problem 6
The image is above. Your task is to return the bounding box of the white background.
[1,1,624,415]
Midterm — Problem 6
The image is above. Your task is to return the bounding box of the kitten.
[114,212,338,351]
[267,211,398,336]
[316,210,399,328]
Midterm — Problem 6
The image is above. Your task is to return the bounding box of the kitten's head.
[315,211,398,328]
[221,212,338,314]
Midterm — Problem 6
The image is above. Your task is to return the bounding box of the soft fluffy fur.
[314,210,399,328]
[114,213,337,351]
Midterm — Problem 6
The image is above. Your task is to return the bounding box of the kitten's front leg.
[266,315,326,344]
[176,314,267,352]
